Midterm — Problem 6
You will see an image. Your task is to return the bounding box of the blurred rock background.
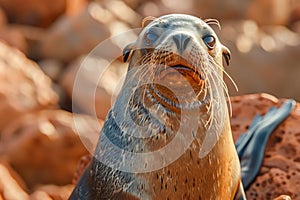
[0,0,299,199]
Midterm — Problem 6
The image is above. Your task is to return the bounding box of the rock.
[32,1,140,63]
[138,0,200,20]
[290,2,300,24]
[32,2,112,63]
[33,184,74,200]
[118,0,141,10]
[274,195,292,200]
[138,1,164,18]
[230,93,300,199]
[102,0,142,27]
[0,162,29,200]
[0,7,7,27]
[0,110,102,188]
[193,0,249,20]
[60,57,127,120]
[0,0,66,27]
[66,0,88,16]
[219,20,300,101]
[38,59,65,81]
[247,0,292,25]
[172,0,295,26]
[5,24,49,59]
[0,26,28,53]
[0,41,58,130]
[0,12,30,53]
[29,191,52,200]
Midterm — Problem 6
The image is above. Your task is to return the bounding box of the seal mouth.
[170,64,203,83]
[157,59,203,86]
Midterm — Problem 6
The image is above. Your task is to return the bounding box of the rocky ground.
[0,0,299,199]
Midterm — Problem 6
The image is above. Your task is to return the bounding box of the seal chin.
[156,58,204,87]
[157,66,201,86]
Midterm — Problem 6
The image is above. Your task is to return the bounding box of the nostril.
[173,35,180,50]
[172,34,191,52]
[183,36,191,50]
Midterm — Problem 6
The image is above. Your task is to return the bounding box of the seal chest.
[72,14,242,200]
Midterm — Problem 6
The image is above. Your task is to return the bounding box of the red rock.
[29,191,52,200]
[274,195,292,200]
[118,0,141,10]
[6,24,47,57]
[0,110,102,188]
[193,0,249,20]
[230,94,300,199]
[0,0,66,27]
[0,7,7,27]
[33,184,74,200]
[0,27,28,53]
[290,2,300,24]
[0,41,58,130]
[137,1,298,27]
[38,59,64,82]
[0,162,29,200]
[247,0,291,26]
[66,0,89,17]
[33,2,111,63]
[0,9,28,53]
[219,20,300,101]
[103,0,142,27]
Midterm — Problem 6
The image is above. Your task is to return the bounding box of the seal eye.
[145,31,158,46]
[203,35,216,50]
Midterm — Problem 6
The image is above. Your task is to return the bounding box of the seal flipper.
[69,163,90,200]
[235,99,295,189]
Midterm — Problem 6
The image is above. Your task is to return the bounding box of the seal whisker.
[206,58,236,117]
[203,70,226,148]
[203,18,221,30]
[213,60,238,93]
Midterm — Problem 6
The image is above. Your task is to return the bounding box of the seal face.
[70,14,241,200]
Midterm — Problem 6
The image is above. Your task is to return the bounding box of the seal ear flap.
[222,46,231,66]
[123,43,136,63]
[142,16,157,28]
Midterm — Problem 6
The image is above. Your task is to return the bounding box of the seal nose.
[172,33,191,53]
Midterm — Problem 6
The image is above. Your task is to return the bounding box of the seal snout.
[172,33,191,54]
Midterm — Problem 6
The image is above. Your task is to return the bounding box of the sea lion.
[70,14,244,200]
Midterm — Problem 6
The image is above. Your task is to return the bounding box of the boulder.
[0,110,102,188]
[0,7,7,27]
[66,0,88,16]
[219,20,300,102]
[230,93,300,199]
[29,191,52,200]
[0,41,58,131]
[247,0,292,25]
[0,162,29,200]
[0,0,66,27]
[101,0,142,27]
[38,59,65,82]
[32,184,74,200]
[0,27,28,53]
[32,2,111,63]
